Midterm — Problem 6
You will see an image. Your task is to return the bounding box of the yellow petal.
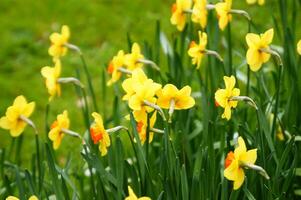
[246,33,261,48]
[28,195,39,200]
[246,0,256,4]
[49,33,61,43]
[224,76,236,90]
[258,0,265,5]
[22,102,35,117]
[240,149,257,165]
[13,95,27,109]
[62,25,70,39]
[234,137,247,156]
[0,117,11,129]
[129,95,142,110]
[126,186,138,199]
[10,121,26,137]
[5,196,20,200]
[222,105,232,120]
[298,40,301,55]
[261,28,274,46]
[233,168,245,190]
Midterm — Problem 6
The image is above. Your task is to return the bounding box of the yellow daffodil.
[107,50,126,86]
[124,43,144,70]
[48,25,70,61]
[90,112,111,156]
[48,110,70,150]
[170,0,192,31]
[6,195,38,200]
[128,79,161,111]
[215,0,232,30]
[246,28,274,71]
[224,136,257,190]
[188,31,207,68]
[246,0,265,5]
[215,76,240,120]
[133,110,157,144]
[41,60,61,100]
[0,95,35,137]
[297,40,301,55]
[156,84,195,110]
[191,0,207,29]
[122,68,148,101]
[125,186,151,200]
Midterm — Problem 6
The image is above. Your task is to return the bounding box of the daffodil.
[133,110,157,144]
[124,43,144,70]
[191,0,207,29]
[246,28,274,71]
[125,186,151,200]
[0,95,35,137]
[48,25,70,61]
[188,31,207,68]
[215,0,232,30]
[107,50,126,86]
[297,40,301,55]
[157,84,195,110]
[215,76,240,120]
[90,112,111,156]
[224,137,257,190]
[6,195,38,200]
[170,0,192,31]
[48,110,70,150]
[122,68,149,101]
[246,0,265,5]
[41,60,61,100]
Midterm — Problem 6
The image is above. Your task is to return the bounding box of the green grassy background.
[0,0,298,163]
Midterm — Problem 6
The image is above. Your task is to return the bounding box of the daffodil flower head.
[122,68,149,101]
[125,186,151,200]
[48,110,70,150]
[224,136,257,190]
[297,40,301,55]
[124,43,144,70]
[107,50,126,86]
[191,0,207,29]
[188,31,207,68]
[133,110,157,144]
[214,76,240,120]
[6,195,38,200]
[215,0,232,30]
[170,0,192,31]
[246,0,265,6]
[48,25,70,61]
[246,28,274,72]
[90,112,111,156]
[0,95,35,137]
[41,59,62,101]
[128,79,161,112]
[156,84,195,110]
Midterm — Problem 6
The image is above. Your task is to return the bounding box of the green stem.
[271,65,282,138]
[227,23,233,76]
[80,54,99,112]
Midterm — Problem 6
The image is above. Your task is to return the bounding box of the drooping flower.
[125,186,151,200]
[124,43,144,70]
[41,60,61,100]
[170,0,192,31]
[0,95,35,137]
[215,76,240,120]
[215,0,232,30]
[107,50,126,86]
[48,110,70,150]
[90,112,111,156]
[297,40,301,55]
[133,110,157,144]
[6,195,38,200]
[48,25,70,61]
[246,28,274,71]
[156,84,195,110]
[191,0,207,29]
[224,137,257,190]
[246,0,265,6]
[188,31,207,68]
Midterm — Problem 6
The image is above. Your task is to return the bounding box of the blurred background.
[0,0,294,164]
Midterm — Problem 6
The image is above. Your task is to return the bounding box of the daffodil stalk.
[168,99,175,123]
[229,9,251,21]
[64,42,98,112]
[137,59,160,71]
[143,100,166,121]
[241,162,270,180]
[60,128,82,139]
[106,126,129,134]
[117,67,132,75]
[150,127,164,134]
[57,77,84,88]
[19,115,38,134]
[229,96,258,110]
[204,49,224,62]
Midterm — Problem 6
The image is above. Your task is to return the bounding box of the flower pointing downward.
[48,25,70,61]
[170,0,192,31]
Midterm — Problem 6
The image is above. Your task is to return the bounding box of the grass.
[0,0,301,199]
